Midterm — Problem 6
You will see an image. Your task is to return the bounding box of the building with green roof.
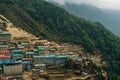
[33,55,68,66]
[21,42,29,47]
[26,51,38,58]
[12,54,24,60]
[0,32,11,41]
[11,49,24,60]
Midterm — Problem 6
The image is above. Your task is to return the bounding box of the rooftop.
[34,64,46,67]
[2,60,21,65]
[7,75,23,79]
[22,58,33,61]
[33,56,45,58]
[22,61,30,65]
[12,53,24,57]
[36,40,47,43]
[0,40,8,42]
[11,49,23,53]
[26,52,36,55]
[0,45,8,48]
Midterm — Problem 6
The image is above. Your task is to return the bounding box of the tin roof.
[2,60,20,64]
[7,75,23,79]
[38,47,46,51]
[0,45,8,48]
[38,46,49,48]
[34,64,46,67]
[55,45,65,48]
[22,58,32,61]
[0,53,11,59]
[21,43,29,46]
[50,48,56,51]
[36,40,47,43]
[0,40,8,42]
[26,52,35,55]
[22,61,30,64]
[11,49,23,53]
[0,32,11,35]
[45,54,55,58]
[33,49,38,52]
[12,54,24,57]
[55,56,67,58]
[33,56,45,58]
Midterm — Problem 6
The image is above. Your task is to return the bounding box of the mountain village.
[0,14,107,80]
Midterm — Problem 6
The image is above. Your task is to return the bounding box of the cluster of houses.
[0,17,102,80]
[0,23,71,80]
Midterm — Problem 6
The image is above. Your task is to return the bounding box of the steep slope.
[58,3,120,37]
[0,0,120,79]
[0,14,38,41]
[6,26,38,40]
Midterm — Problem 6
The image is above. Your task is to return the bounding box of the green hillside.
[60,3,120,37]
[0,0,120,79]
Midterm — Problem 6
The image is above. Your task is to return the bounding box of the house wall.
[33,55,67,66]
[33,56,45,64]
[0,33,11,41]
[55,58,66,65]
[34,64,46,70]
[45,57,55,65]
[3,64,22,75]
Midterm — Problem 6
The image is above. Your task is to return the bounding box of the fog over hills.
[47,0,120,37]
[62,4,120,37]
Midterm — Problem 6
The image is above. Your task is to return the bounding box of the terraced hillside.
[0,0,120,79]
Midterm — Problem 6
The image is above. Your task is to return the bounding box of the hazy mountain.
[60,3,120,37]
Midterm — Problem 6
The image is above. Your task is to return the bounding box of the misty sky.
[46,0,120,10]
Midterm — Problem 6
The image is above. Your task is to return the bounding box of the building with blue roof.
[3,60,22,76]
[22,61,30,65]
[45,54,55,65]
[33,55,68,66]
[0,60,2,64]
[33,48,38,53]
[11,49,23,53]
[2,59,18,65]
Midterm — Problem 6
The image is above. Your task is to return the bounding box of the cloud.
[46,0,66,5]
[98,0,120,10]
[46,0,120,10]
